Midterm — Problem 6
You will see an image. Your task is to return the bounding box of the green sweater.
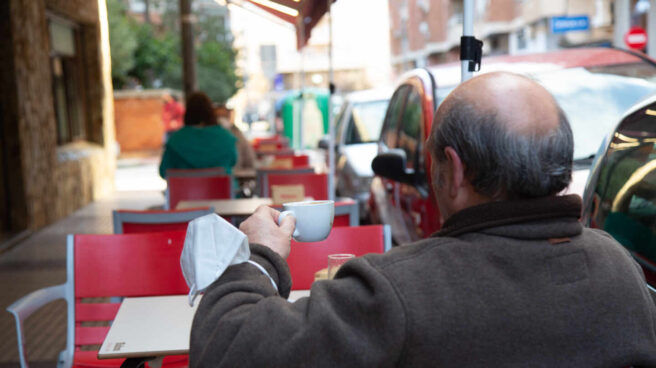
[159,125,237,178]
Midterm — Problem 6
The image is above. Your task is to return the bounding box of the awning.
[245,0,334,49]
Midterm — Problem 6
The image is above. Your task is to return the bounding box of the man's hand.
[239,205,296,259]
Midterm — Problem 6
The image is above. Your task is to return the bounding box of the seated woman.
[159,92,237,178]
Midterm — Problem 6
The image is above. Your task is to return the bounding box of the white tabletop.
[99,291,311,360]
[98,295,199,359]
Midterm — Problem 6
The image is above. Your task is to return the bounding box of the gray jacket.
[190,195,656,367]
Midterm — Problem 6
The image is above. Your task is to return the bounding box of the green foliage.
[107,0,137,89]
[129,24,182,89]
[197,41,240,104]
[106,0,239,103]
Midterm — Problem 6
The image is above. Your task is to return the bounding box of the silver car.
[320,88,392,219]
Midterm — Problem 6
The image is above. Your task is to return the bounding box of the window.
[588,101,656,276]
[344,100,389,145]
[49,16,86,144]
[334,103,348,145]
[380,86,409,149]
[397,87,423,171]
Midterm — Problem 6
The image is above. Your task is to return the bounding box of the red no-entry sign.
[625,27,648,50]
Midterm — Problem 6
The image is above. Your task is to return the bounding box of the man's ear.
[443,147,465,197]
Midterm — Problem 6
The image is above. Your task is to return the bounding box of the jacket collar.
[435,194,582,238]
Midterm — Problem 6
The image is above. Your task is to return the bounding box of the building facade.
[227,0,393,126]
[389,0,615,72]
[0,0,115,244]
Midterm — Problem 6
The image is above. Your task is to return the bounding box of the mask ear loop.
[247,260,279,292]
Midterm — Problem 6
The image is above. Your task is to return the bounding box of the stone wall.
[54,143,112,219]
[9,0,59,228]
[3,0,115,231]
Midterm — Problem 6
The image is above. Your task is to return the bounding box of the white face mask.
[180,214,251,306]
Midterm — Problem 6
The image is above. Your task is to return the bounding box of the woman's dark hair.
[184,91,216,126]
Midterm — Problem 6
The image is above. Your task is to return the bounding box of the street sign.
[550,15,590,34]
[273,74,285,91]
[625,27,648,50]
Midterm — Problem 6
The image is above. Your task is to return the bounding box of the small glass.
[327,253,355,279]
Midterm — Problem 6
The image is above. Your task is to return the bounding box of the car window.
[380,86,409,149]
[534,64,656,161]
[345,100,389,145]
[334,103,348,144]
[398,87,423,171]
[587,101,656,271]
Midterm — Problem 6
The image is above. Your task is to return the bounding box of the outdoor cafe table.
[98,291,311,367]
[176,197,281,217]
[232,168,256,180]
[176,197,353,218]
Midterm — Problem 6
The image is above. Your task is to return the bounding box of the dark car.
[582,94,656,287]
[369,48,656,245]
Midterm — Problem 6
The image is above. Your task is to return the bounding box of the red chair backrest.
[287,225,386,289]
[167,175,232,209]
[270,154,310,168]
[113,207,213,234]
[123,221,188,234]
[267,173,328,200]
[253,135,288,150]
[72,232,188,352]
[74,232,188,298]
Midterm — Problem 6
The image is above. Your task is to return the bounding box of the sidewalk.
[0,158,165,366]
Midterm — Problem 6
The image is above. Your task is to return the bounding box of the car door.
[395,79,439,240]
[370,85,415,244]
[583,98,656,286]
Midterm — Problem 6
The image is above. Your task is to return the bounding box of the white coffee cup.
[277,200,334,242]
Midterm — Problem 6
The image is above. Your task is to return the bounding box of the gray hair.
[429,99,573,200]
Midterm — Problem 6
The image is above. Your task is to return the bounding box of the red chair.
[112,207,214,234]
[264,172,328,200]
[256,167,315,197]
[287,225,392,290]
[7,232,189,368]
[166,172,233,210]
[334,199,359,227]
[265,154,310,168]
[255,148,295,158]
[252,135,289,151]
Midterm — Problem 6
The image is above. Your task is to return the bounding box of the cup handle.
[278,210,299,238]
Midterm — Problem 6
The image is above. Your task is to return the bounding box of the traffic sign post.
[625,27,648,50]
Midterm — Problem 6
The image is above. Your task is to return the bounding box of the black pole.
[180,0,197,98]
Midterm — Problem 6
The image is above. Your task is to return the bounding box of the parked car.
[582,94,656,286]
[319,88,392,219]
[369,48,656,245]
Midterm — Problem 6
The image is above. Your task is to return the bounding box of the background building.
[227,0,393,126]
[0,0,115,244]
[389,0,615,72]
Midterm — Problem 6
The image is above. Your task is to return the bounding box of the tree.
[197,40,240,104]
[107,0,240,103]
[107,0,137,89]
[130,24,182,89]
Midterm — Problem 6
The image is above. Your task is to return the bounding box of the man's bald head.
[428,72,573,200]
[437,72,561,136]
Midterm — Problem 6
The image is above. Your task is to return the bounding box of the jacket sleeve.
[190,244,407,368]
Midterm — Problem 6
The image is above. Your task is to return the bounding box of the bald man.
[190,72,656,367]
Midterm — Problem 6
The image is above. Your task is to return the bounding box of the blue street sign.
[273,74,285,91]
[550,15,590,34]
